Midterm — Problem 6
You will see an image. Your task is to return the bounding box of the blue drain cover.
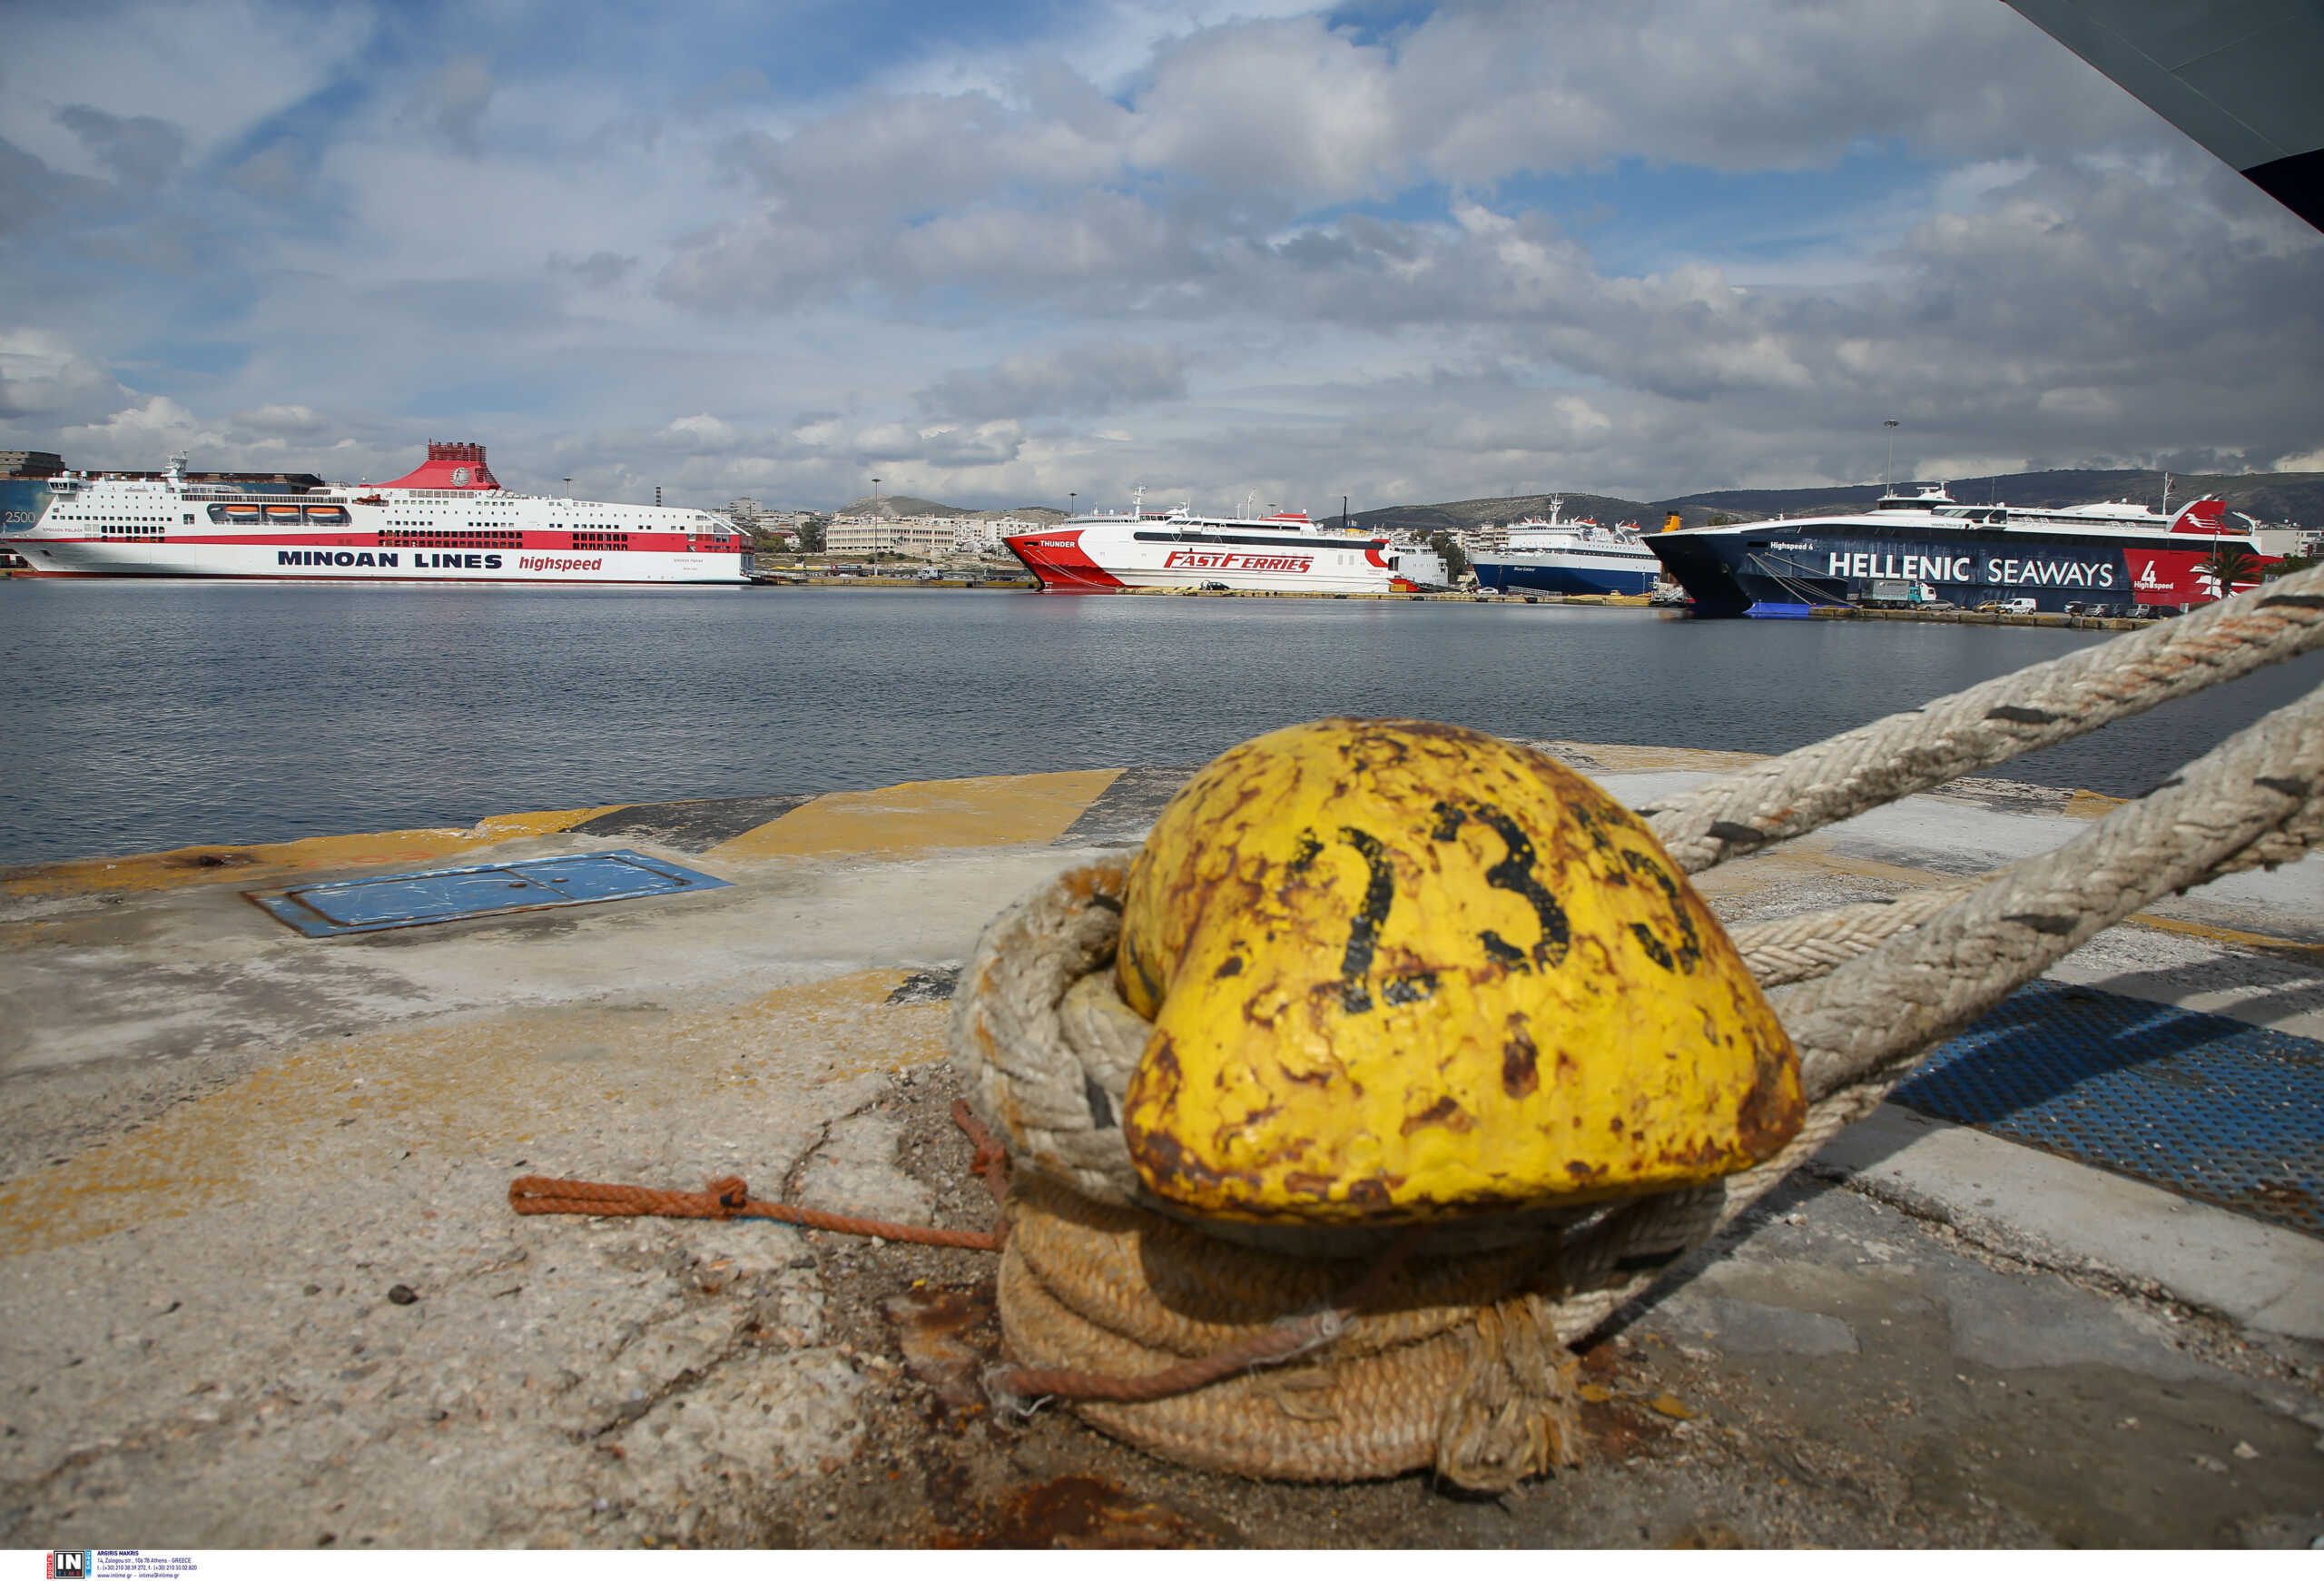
[247,850,730,936]
[1893,980,2324,1240]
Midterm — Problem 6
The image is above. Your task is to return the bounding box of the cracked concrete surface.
[4,748,2319,1547]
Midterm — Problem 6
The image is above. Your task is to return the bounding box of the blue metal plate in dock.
[1894,981,2324,1240]
[246,850,729,936]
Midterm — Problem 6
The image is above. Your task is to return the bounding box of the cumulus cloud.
[54,105,186,189]
[550,250,639,288]
[918,343,1190,422]
[56,395,212,463]
[228,139,308,201]
[0,137,108,233]
[230,403,332,437]
[2,0,2317,512]
[684,67,771,113]
[407,54,495,156]
[0,330,127,423]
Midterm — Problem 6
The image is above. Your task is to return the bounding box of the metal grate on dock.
[247,849,730,936]
[1892,980,2324,1240]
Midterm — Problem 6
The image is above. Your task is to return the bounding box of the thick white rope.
[1776,679,2324,1099]
[950,588,2324,1453]
[1644,565,2324,874]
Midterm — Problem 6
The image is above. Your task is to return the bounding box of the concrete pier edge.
[4,740,2319,1547]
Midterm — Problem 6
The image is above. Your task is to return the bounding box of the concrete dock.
[2,746,2319,1547]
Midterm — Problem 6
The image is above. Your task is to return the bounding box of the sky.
[3,0,2320,514]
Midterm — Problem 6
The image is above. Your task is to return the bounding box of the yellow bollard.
[1117,718,1801,1223]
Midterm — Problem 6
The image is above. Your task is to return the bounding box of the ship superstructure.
[3,441,749,585]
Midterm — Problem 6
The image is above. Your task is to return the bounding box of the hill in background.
[1352,493,1657,536]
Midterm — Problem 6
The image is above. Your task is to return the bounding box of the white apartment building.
[953,516,1043,555]
[825,517,962,556]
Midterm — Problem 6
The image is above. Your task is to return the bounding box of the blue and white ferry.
[1469,499,1661,597]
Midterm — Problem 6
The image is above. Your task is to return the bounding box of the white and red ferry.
[2,441,750,585]
[1006,492,1417,593]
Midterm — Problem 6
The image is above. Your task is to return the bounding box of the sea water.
[2,580,2318,865]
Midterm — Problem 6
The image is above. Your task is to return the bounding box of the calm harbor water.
[3,580,2319,866]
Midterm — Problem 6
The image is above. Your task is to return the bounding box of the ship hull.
[1470,550,1657,597]
[11,538,743,584]
[1649,519,2258,618]
[1006,521,1411,594]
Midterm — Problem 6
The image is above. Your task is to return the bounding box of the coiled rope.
[505,568,2324,1489]
[952,565,2324,1487]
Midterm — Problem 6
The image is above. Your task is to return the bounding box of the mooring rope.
[1643,564,2324,875]
[509,572,2324,1488]
[942,578,2324,1486]
[1777,680,2324,1100]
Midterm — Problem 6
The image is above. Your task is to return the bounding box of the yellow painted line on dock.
[0,805,632,900]
[2120,913,2324,961]
[2062,788,2128,819]
[0,751,2147,902]
[1579,742,1769,775]
[0,968,949,1259]
[706,767,1122,862]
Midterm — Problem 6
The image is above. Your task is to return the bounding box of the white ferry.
[3,441,751,585]
[1470,498,1661,597]
[1004,491,1417,593]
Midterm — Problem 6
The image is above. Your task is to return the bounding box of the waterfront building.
[826,518,961,556]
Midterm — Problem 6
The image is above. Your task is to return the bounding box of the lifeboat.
[303,505,350,525]
[222,505,262,524]
[264,504,303,522]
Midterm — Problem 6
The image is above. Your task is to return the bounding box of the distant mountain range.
[1354,469,2321,535]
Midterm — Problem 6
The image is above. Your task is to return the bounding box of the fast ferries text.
[1163,549,1314,573]
[1826,550,2115,588]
